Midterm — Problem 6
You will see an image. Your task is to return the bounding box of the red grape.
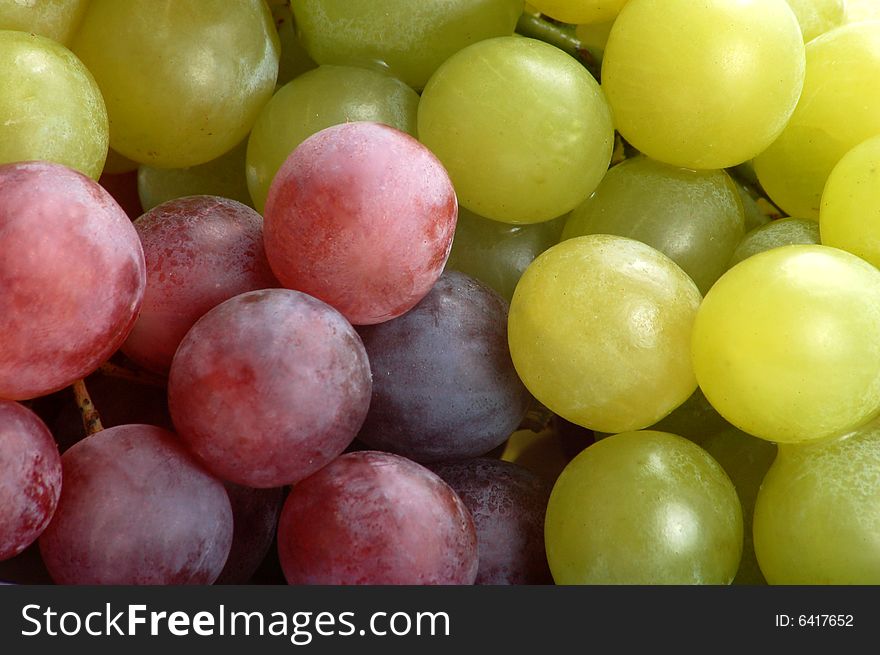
[0,400,62,561]
[0,161,145,400]
[122,195,278,374]
[39,424,233,585]
[168,288,372,488]
[264,121,457,325]
[278,451,478,585]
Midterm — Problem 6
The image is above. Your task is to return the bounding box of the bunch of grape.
[2,0,880,587]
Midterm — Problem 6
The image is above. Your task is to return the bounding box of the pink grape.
[264,121,457,325]
[39,424,232,585]
[122,195,278,374]
[278,451,478,585]
[0,400,62,561]
[168,288,372,488]
[0,161,145,400]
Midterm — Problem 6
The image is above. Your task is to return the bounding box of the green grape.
[291,0,523,90]
[266,0,316,86]
[0,30,107,179]
[575,20,614,54]
[728,217,820,268]
[601,0,805,169]
[71,0,279,168]
[754,22,880,219]
[785,0,847,41]
[545,430,743,584]
[820,135,880,268]
[445,207,565,303]
[508,235,701,433]
[531,1,629,25]
[561,155,745,295]
[0,0,87,45]
[246,64,419,212]
[419,36,613,224]
[847,0,880,22]
[138,140,252,212]
[754,420,880,584]
[702,428,777,586]
[648,388,732,445]
[692,245,880,444]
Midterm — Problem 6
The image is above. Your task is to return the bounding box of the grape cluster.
[2,0,880,586]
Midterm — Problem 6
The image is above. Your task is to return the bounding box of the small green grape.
[545,430,743,584]
[728,217,820,268]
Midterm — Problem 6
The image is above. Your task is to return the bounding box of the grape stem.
[98,361,166,388]
[516,12,602,81]
[72,378,103,436]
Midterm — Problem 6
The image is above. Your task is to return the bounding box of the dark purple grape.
[215,483,285,585]
[431,458,552,585]
[39,424,232,585]
[0,400,62,561]
[168,288,372,488]
[356,271,531,462]
[278,451,478,585]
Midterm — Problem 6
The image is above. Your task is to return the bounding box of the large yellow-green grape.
[246,65,419,212]
[693,245,880,444]
[820,135,880,267]
[847,0,880,22]
[561,156,745,295]
[545,430,743,584]
[445,207,565,303]
[754,22,880,220]
[71,0,279,168]
[785,0,847,42]
[508,235,701,433]
[0,31,107,179]
[419,36,613,224]
[602,0,805,170]
[0,0,87,45]
[530,1,629,24]
[754,419,880,584]
[265,0,316,86]
[138,141,252,213]
[728,217,820,268]
[702,429,777,586]
[291,0,523,90]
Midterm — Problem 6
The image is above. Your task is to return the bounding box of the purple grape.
[278,451,478,585]
[168,288,372,488]
[357,271,531,462]
[39,424,232,585]
[215,483,285,585]
[431,458,552,585]
[0,400,62,561]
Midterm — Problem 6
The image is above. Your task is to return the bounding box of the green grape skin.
[692,245,880,444]
[561,155,745,295]
[847,0,880,22]
[601,0,805,170]
[545,430,743,585]
[445,207,565,303]
[754,22,880,220]
[0,0,87,45]
[291,0,523,90]
[508,235,702,434]
[785,0,847,42]
[138,140,253,213]
[0,30,107,179]
[530,0,629,25]
[265,0,316,86]
[71,0,279,168]
[754,419,880,584]
[728,217,820,268]
[246,64,419,212]
[419,36,614,224]
[702,428,777,586]
[819,135,880,268]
